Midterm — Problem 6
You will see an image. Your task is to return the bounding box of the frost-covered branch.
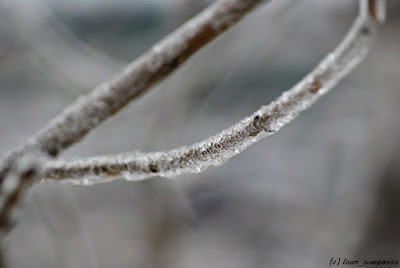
[0,0,270,183]
[43,0,387,185]
[0,156,43,239]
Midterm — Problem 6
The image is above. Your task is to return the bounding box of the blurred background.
[0,0,400,267]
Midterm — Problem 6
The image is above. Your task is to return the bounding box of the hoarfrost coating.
[0,0,269,182]
[43,1,385,185]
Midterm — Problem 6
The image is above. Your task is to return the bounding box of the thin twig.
[43,0,387,185]
[0,0,270,182]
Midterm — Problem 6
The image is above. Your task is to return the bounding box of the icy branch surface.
[0,0,269,182]
[43,0,386,185]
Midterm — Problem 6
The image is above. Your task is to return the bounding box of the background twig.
[0,156,43,239]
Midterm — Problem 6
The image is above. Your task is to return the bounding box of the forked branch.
[43,0,387,185]
[0,0,270,182]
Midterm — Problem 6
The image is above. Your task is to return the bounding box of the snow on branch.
[43,0,387,185]
[0,0,270,182]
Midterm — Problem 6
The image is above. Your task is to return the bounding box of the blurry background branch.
[0,0,125,91]
[0,156,43,239]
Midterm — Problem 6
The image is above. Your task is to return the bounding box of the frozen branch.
[0,0,270,182]
[0,156,43,239]
[43,0,387,185]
